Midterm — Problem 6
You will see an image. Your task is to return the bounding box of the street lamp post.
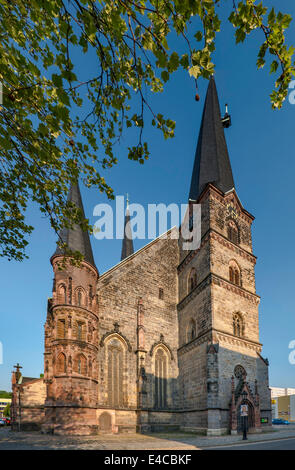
[13,363,22,432]
[241,390,248,440]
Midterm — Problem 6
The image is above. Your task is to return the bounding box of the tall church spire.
[121,195,134,261]
[52,182,96,268]
[189,76,235,201]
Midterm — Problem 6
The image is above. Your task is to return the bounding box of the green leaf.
[189,65,201,78]
[161,70,170,83]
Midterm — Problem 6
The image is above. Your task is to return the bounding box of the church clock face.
[227,204,238,219]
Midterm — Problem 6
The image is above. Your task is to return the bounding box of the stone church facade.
[11,77,272,435]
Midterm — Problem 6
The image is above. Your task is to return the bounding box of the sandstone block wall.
[97,234,180,425]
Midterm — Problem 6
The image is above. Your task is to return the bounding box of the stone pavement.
[0,425,295,450]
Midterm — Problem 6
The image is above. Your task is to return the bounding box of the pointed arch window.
[233,313,244,338]
[75,287,86,307]
[228,220,239,244]
[187,319,197,343]
[58,284,67,304]
[75,354,87,375]
[155,348,168,409]
[107,339,124,407]
[56,353,66,374]
[229,261,241,286]
[188,268,197,293]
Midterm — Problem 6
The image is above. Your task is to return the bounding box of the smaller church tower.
[43,183,99,435]
[121,195,134,261]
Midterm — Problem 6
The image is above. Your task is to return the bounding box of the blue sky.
[1,0,295,391]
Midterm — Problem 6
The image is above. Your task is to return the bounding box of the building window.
[229,266,234,282]
[107,340,124,407]
[188,268,197,293]
[75,354,87,375]
[89,285,93,306]
[229,261,241,286]
[56,353,66,374]
[155,348,168,409]
[159,288,164,300]
[227,220,239,244]
[58,284,67,304]
[234,365,246,380]
[68,277,72,304]
[74,321,85,341]
[233,313,244,338]
[57,319,66,339]
[187,319,196,343]
[77,322,82,340]
[77,322,83,341]
[75,287,85,307]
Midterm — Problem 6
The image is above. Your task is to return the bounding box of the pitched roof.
[52,183,96,267]
[21,377,39,384]
[189,76,235,201]
[121,202,134,261]
[99,226,178,281]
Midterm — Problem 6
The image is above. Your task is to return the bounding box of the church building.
[11,77,272,435]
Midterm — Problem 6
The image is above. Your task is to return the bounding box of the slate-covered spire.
[121,195,134,261]
[189,76,235,201]
[52,182,96,268]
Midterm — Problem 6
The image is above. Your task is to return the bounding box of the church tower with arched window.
[177,76,271,434]
[43,183,99,434]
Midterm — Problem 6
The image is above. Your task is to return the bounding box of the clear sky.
[1,0,295,391]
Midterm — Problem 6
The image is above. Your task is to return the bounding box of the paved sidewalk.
[0,425,294,450]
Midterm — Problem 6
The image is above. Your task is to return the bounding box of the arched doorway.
[237,400,255,432]
[99,412,112,433]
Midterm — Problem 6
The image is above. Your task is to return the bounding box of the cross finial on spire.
[13,363,22,383]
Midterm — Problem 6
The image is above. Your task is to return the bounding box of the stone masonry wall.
[97,233,180,429]
[13,378,46,431]
[211,283,260,344]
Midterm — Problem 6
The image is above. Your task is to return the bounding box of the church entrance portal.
[237,400,255,433]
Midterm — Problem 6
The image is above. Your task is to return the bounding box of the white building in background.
[0,398,11,418]
[270,387,295,398]
[270,388,295,419]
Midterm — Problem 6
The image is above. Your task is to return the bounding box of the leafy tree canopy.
[0,0,294,261]
[3,403,11,418]
[0,390,12,398]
